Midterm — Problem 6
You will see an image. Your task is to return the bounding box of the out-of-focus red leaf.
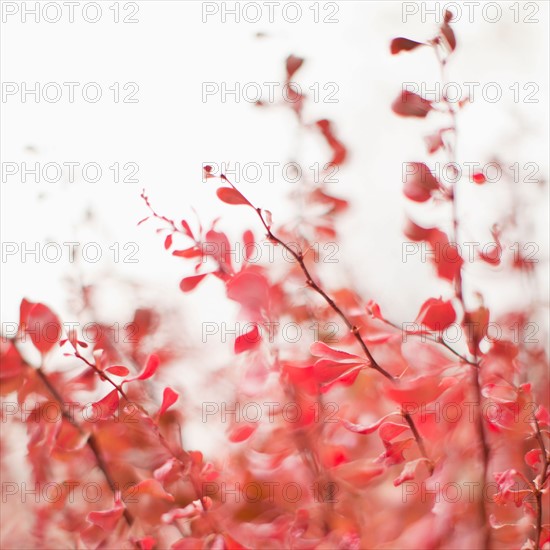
[234,324,261,354]
[376,438,414,466]
[379,422,409,442]
[133,536,156,550]
[87,499,124,531]
[310,189,349,214]
[134,478,175,501]
[286,54,304,80]
[203,165,215,179]
[394,458,430,486]
[404,219,433,242]
[310,341,365,363]
[316,119,347,166]
[243,230,255,261]
[91,389,119,420]
[366,300,385,321]
[390,37,424,54]
[180,273,209,292]
[138,354,160,381]
[415,297,456,330]
[424,130,446,154]
[313,360,364,387]
[164,234,173,250]
[464,306,490,355]
[340,416,388,435]
[162,499,211,525]
[282,362,317,395]
[26,303,62,355]
[228,423,257,443]
[525,449,542,469]
[105,366,130,377]
[158,387,179,416]
[216,187,251,206]
[392,91,433,118]
[479,243,501,265]
[226,270,270,312]
[172,247,201,258]
[403,162,441,202]
[472,172,486,184]
[441,23,456,51]
[19,298,35,329]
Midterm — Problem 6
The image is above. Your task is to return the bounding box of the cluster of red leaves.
[1,13,548,550]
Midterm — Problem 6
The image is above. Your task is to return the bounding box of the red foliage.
[1,13,548,550]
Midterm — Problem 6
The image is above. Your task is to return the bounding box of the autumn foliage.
[1,13,549,550]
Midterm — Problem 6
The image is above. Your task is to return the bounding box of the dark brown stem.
[31,360,134,526]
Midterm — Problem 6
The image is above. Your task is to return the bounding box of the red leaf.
[19,298,35,328]
[286,54,304,79]
[173,247,201,259]
[180,273,208,292]
[226,270,270,312]
[92,389,120,420]
[234,324,261,354]
[138,354,160,381]
[228,423,257,443]
[106,366,130,377]
[243,230,255,260]
[472,172,486,184]
[415,297,456,330]
[159,387,179,416]
[310,341,365,363]
[216,187,251,206]
[390,37,424,55]
[26,303,62,355]
[525,449,542,469]
[441,23,456,52]
[392,91,433,118]
[164,234,173,250]
[424,130,445,154]
[366,300,385,321]
[134,537,156,550]
[313,360,364,387]
[464,306,490,355]
[403,163,441,202]
[316,119,347,166]
[379,422,409,442]
[376,438,414,466]
[340,416,387,435]
[134,479,175,501]
[203,165,215,179]
[87,500,124,531]
[479,244,502,265]
[394,458,430,486]
[181,219,194,239]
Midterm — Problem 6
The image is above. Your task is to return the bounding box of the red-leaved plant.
[1,12,548,550]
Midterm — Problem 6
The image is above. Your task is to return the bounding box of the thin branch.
[12,344,135,527]
[218,174,434,474]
